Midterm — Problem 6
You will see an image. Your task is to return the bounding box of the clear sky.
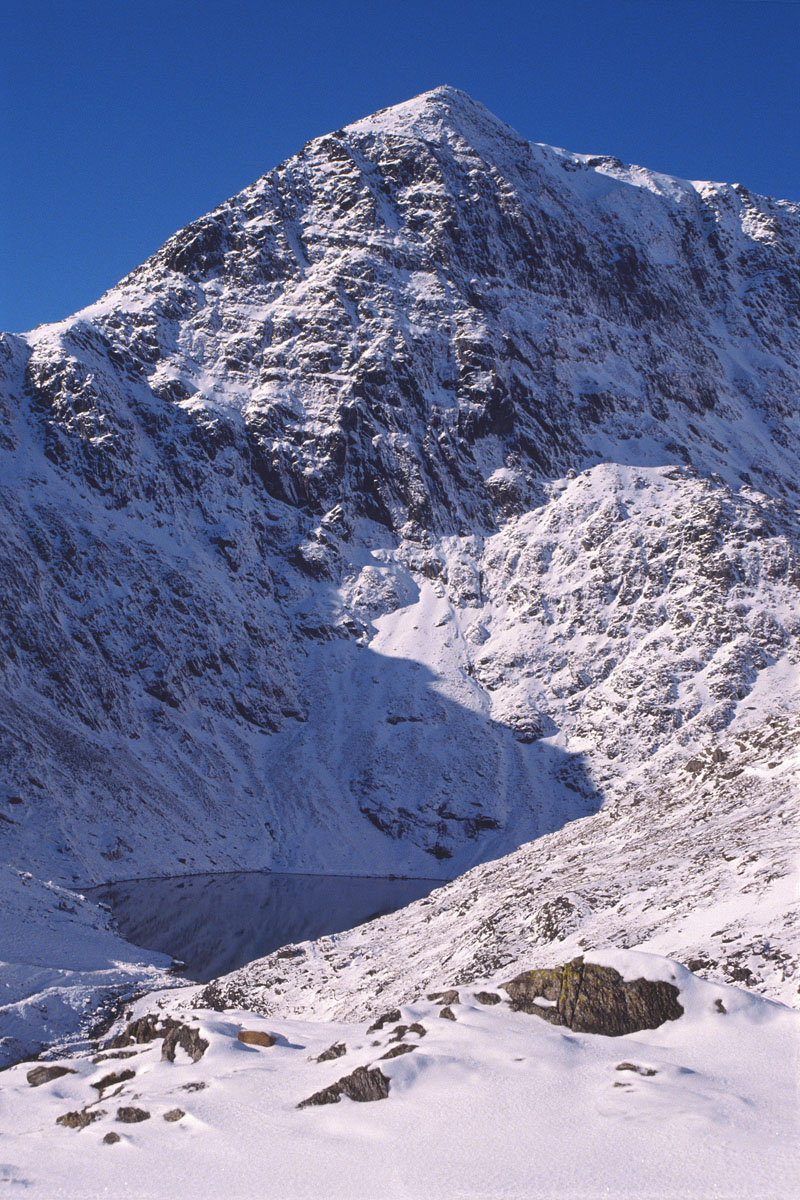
[2,0,798,332]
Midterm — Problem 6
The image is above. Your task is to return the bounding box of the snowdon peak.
[342,84,526,150]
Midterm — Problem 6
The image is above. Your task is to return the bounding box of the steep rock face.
[0,86,798,899]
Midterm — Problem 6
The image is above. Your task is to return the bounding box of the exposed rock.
[110,1015,164,1048]
[427,990,459,1005]
[503,958,684,1036]
[237,1030,275,1048]
[163,1108,185,1122]
[116,1106,151,1123]
[475,992,502,1006]
[92,1050,138,1064]
[385,1021,427,1043]
[366,1009,401,1034]
[616,1062,657,1076]
[92,1068,135,1093]
[161,1023,209,1063]
[103,1132,121,1144]
[439,1006,457,1021]
[56,1109,103,1130]
[27,1064,76,1087]
[316,1042,347,1062]
[380,1043,416,1060]
[298,1065,390,1108]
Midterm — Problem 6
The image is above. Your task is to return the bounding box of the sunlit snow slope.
[4,952,799,1200]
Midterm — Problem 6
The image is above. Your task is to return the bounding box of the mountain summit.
[343,84,527,143]
[1,90,798,1063]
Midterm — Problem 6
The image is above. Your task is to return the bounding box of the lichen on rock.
[503,957,683,1036]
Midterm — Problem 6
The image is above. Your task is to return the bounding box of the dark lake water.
[87,871,443,983]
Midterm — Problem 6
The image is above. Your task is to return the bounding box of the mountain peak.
[342,85,526,150]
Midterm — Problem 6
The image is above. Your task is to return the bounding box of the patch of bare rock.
[92,1068,135,1094]
[27,1065,76,1087]
[380,1043,415,1060]
[503,957,683,1035]
[298,1065,390,1109]
[365,1009,401,1034]
[116,1106,150,1123]
[110,1014,209,1062]
[315,1042,347,1062]
[56,1109,104,1130]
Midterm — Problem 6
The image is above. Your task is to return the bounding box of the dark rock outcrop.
[161,1023,208,1063]
[116,1106,151,1123]
[503,957,684,1036]
[27,1064,76,1087]
[109,1015,164,1048]
[427,989,459,1005]
[316,1042,347,1062]
[616,1061,658,1076]
[298,1065,390,1108]
[56,1108,103,1130]
[109,1014,207,1062]
[366,1009,401,1034]
[92,1050,138,1064]
[387,1022,426,1042]
[92,1068,135,1093]
[380,1043,415,1060]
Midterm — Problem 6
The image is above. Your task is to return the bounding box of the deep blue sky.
[3,0,798,332]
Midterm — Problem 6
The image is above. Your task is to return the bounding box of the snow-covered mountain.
[1,86,798,1064]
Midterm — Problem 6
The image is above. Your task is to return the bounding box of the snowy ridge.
[1,87,799,1065]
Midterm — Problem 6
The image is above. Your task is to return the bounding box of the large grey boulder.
[503,957,683,1036]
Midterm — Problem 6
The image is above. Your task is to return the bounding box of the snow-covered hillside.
[4,952,799,1200]
[1,86,798,1067]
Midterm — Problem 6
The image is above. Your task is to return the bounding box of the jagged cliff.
[1,89,798,1061]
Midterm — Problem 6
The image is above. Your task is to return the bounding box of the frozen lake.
[87,871,444,982]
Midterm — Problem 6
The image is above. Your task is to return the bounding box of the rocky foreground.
[3,952,798,1199]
